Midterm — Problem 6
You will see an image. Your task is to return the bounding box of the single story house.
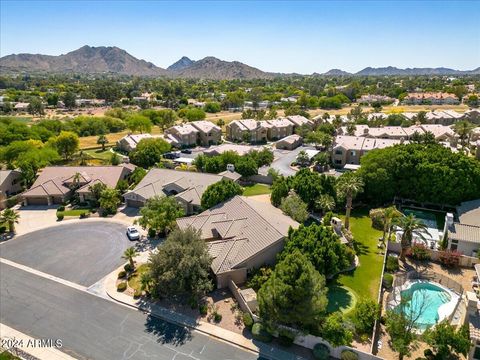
[0,170,23,209]
[123,169,237,214]
[116,133,153,152]
[176,195,299,288]
[275,134,303,150]
[445,199,480,256]
[21,165,132,206]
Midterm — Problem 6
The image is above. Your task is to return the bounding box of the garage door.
[126,199,144,208]
[26,197,49,205]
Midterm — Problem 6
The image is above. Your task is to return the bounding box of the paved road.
[0,221,134,286]
[270,146,316,176]
[0,262,263,360]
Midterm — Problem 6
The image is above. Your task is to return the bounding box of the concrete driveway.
[14,205,59,236]
[0,221,135,286]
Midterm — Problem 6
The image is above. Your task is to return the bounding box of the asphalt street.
[0,262,264,360]
[0,221,133,286]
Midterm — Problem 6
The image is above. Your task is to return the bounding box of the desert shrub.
[243,312,254,329]
[344,246,356,265]
[117,271,126,279]
[124,263,133,272]
[117,282,127,292]
[439,250,461,268]
[57,205,65,212]
[410,243,431,261]
[251,323,272,343]
[383,273,393,288]
[214,313,222,322]
[133,289,142,298]
[199,304,208,316]
[341,350,359,360]
[57,214,64,221]
[278,328,296,347]
[386,255,399,272]
[312,343,330,360]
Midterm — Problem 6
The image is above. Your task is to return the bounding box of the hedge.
[251,323,272,343]
[341,349,359,360]
[117,282,127,292]
[312,343,330,360]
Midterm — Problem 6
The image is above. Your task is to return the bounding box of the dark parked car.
[163,152,181,159]
[181,149,192,154]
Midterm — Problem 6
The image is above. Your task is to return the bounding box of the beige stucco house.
[190,121,222,146]
[266,118,294,140]
[226,119,269,143]
[116,133,153,152]
[0,170,23,209]
[164,124,199,147]
[445,200,480,257]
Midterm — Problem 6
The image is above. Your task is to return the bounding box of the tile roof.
[190,121,221,133]
[286,115,313,127]
[176,195,299,274]
[448,223,480,244]
[457,199,480,227]
[168,124,199,135]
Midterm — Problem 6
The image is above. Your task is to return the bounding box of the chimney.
[364,128,369,135]
[226,164,235,172]
[445,213,454,227]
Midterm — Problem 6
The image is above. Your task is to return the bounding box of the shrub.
[424,349,434,360]
[386,255,399,272]
[214,313,222,322]
[351,298,380,335]
[369,208,385,230]
[133,289,142,298]
[341,350,359,360]
[199,304,208,316]
[57,214,64,221]
[124,263,133,272]
[251,323,272,343]
[79,212,88,219]
[117,282,127,292]
[117,271,126,279]
[278,328,296,347]
[312,343,330,360]
[439,250,461,268]
[148,228,156,238]
[6,196,18,208]
[188,296,198,310]
[243,312,254,329]
[383,273,393,288]
[410,243,431,261]
[57,205,65,212]
[322,211,334,226]
[246,266,272,291]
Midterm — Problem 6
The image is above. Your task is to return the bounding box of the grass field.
[326,285,358,314]
[128,264,150,292]
[329,209,384,300]
[83,148,116,161]
[78,126,163,149]
[57,209,90,217]
[242,184,272,196]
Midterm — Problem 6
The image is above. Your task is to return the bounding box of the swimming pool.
[392,280,459,331]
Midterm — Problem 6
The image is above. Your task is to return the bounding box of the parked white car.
[126,226,140,241]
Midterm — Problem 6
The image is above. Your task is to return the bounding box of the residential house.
[190,121,222,146]
[164,124,199,147]
[14,102,29,112]
[464,109,480,125]
[404,92,460,105]
[203,143,257,157]
[419,124,455,142]
[116,133,153,152]
[0,170,22,209]
[275,134,303,150]
[226,119,269,143]
[176,195,299,287]
[286,115,314,131]
[445,200,480,257]
[123,168,237,214]
[358,94,394,104]
[21,165,132,206]
[266,118,294,140]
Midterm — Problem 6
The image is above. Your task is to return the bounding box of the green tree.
[129,167,147,186]
[454,120,475,150]
[280,223,352,277]
[127,114,152,133]
[280,192,309,222]
[423,321,471,359]
[204,102,221,113]
[136,196,184,236]
[99,188,120,215]
[88,182,107,207]
[140,272,153,294]
[54,131,79,160]
[336,172,363,229]
[351,298,380,335]
[157,109,177,131]
[148,227,213,299]
[1,208,20,233]
[97,135,108,151]
[321,312,353,347]
[46,93,59,107]
[122,247,139,270]
[306,131,333,150]
[398,214,429,261]
[258,250,328,331]
[27,98,45,116]
[270,176,290,207]
[201,179,243,209]
[235,156,258,177]
[63,92,76,109]
[379,206,402,245]
[315,194,335,214]
[296,150,310,167]
[129,138,171,168]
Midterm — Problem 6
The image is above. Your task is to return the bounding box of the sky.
[1,0,479,74]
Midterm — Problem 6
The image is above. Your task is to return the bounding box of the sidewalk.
[0,323,76,360]
[104,266,307,360]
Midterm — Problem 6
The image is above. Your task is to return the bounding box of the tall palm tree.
[336,173,364,229]
[1,208,20,233]
[316,194,335,214]
[122,247,139,270]
[454,120,475,150]
[381,206,402,245]
[97,135,108,151]
[398,214,429,261]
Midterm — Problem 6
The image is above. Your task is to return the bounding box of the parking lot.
[0,221,134,286]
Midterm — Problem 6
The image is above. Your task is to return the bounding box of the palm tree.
[336,173,364,229]
[398,214,429,261]
[454,120,475,150]
[316,194,335,214]
[122,247,139,270]
[140,272,152,295]
[380,206,402,245]
[1,208,20,233]
[97,135,108,151]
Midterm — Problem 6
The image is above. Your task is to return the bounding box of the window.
[451,239,458,251]
[350,150,356,156]
[335,150,343,155]
[335,160,342,165]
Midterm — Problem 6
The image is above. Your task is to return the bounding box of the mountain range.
[1,45,478,79]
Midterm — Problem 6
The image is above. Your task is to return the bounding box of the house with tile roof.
[116,133,153,152]
[0,170,22,209]
[164,124,199,147]
[123,168,238,213]
[21,165,132,206]
[226,119,269,143]
[444,200,480,257]
[265,118,294,140]
[176,195,299,288]
[190,121,222,146]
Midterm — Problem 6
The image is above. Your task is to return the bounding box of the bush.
[243,312,254,329]
[57,214,64,221]
[117,282,127,292]
[278,328,296,347]
[312,343,330,360]
[341,350,359,360]
[439,250,461,268]
[251,323,272,343]
[369,208,385,230]
[79,212,88,219]
[6,196,18,208]
[383,273,394,288]
[199,304,208,316]
[322,211,333,226]
[124,263,133,272]
[214,313,222,322]
[148,228,156,238]
[117,271,126,279]
[410,244,431,261]
[57,205,65,212]
[386,255,399,272]
[133,289,142,298]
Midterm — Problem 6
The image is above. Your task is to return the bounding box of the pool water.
[396,282,451,329]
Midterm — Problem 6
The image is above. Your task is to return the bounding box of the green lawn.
[242,184,271,196]
[83,148,115,161]
[326,285,358,314]
[57,209,90,217]
[0,350,21,360]
[128,264,150,292]
[329,209,384,300]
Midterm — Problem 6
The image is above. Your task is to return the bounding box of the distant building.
[276,134,303,150]
[190,121,222,146]
[164,124,199,147]
[226,119,269,143]
[0,170,22,209]
[403,92,459,105]
[116,133,153,153]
